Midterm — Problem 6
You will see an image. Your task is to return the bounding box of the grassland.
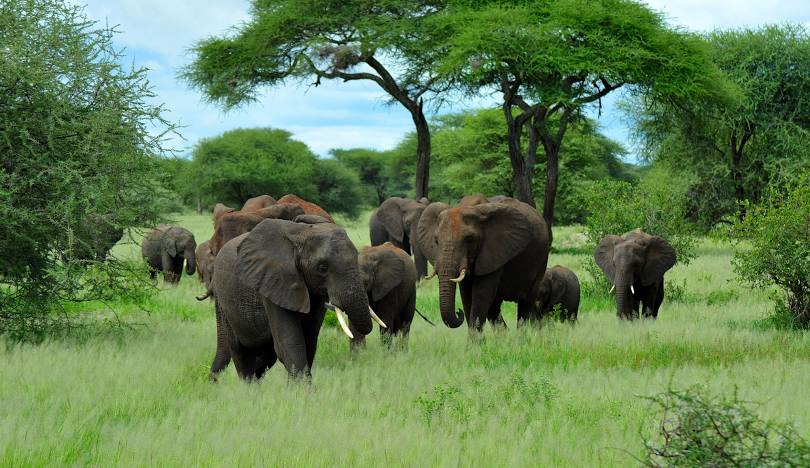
[2,212,809,466]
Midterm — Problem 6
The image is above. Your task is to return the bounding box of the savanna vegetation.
[2,0,810,465]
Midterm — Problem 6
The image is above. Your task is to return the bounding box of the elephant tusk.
[369,307,387,328]
[334,306,354,339]
[631,285,635,294]
[195,291,211,301]
[424,270,437,280]
[609,284,615,294]
[450,268,467,283]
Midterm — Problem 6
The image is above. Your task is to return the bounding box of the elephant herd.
[139,193,677,383]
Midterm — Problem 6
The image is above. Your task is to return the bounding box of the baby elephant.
[351,243,417,349]
[531,265,580,323]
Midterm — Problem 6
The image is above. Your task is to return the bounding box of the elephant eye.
[317,262,328,273]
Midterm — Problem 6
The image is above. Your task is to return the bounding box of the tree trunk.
[541,140,560,245]
[504,106,535,207]
[412,103,431,200]
[196,195,203,215]
[730,136,746,220]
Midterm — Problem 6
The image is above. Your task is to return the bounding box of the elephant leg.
[268,307,310,380]
[302,305,326,371]
[468,271,502,332]
[253,346,278,380]
[228,339,258,381]
[209,302,232,381]
[488,299,507,330]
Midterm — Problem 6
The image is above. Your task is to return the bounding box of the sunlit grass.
[1,212,808,466]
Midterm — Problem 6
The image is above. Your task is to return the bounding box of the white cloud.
[645,0,810,31]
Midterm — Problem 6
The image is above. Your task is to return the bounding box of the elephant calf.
[195,239,215,299]
[530,265,580,323]
[351,243,417,349]
[141,225,197,285]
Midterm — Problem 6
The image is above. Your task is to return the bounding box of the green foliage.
[0,0,174,339]
[311,159,363,218]
[330,148,410,206]
[632,24,810,229]
[396,108,636,222]
[582,170,697,265]
[642,386,810,466]
[187,128,318,208]
[730,179,810,328]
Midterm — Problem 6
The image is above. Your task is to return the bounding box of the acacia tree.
[632,24,810,225]
[436,0,724,239]
[0,0,174,338]
[182,0,450,199]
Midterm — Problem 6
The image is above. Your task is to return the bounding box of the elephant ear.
[236,219,310,313]
[163,235,178,257]
[377,199,405,243]
[474,204,532,276]
[641,236,677,286]
[371,248,405,302]
[594,235,621,283]
[416,202,449,265]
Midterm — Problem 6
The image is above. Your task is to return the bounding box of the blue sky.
[73,0,810,159]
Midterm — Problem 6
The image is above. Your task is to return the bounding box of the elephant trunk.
[330,281,373,336]
[185,242,197,275]
[614,274,633,319]
[438,251,465,328]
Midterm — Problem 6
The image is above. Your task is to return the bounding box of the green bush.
[642,386,810,466]
[730,180,810,328]
[0,0,174,339]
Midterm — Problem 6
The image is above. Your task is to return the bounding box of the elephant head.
[375,197,426,254]
[358,243,405,302]
[195,239,215,297]
[212,212,264,256]
[162,226,197,278]
[419,203,534,328]
[237,219,373,335]
[594,230,677,319]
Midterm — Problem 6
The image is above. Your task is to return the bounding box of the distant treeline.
[158,109,638,223]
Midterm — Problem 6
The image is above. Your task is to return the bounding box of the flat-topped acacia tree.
[435,0,729,240]
[182,0,450,200]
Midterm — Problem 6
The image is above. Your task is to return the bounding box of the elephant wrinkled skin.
[417,198,550,331]
[210,218,372,381]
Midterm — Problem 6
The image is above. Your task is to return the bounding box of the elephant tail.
[414,307,436,327]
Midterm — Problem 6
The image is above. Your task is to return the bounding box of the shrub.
[641,386,810,467]
[0,0,174,339]
[730,179,810,328]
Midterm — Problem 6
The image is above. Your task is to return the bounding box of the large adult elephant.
[210,218,376,381]
[417,199,550,331]
[594,229,677,320]
[141,225,197,285]
[369,197,429,280]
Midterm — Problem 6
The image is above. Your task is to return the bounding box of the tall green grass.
[1,213,808,466]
